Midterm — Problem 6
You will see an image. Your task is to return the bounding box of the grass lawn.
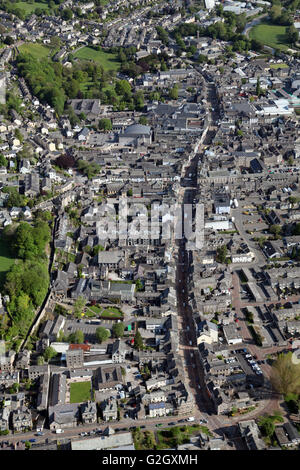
[18,43,52,59]
[0,236,15,289]
[101,308,123,318]
[269,63,289,69]
[156,425,206,450]
[69,381,92,404]
[249,22,291,51]
[14,2,49,16]
[87,305,123,318]
[74,47,120,71]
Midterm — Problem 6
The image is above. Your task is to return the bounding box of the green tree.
[139,116,148,125]
[37,356,45,366]
[73,296,86,318]
[99,118,112,131]
[216,245,227,263]
[112,322,125,338]
[134,329,143,350]
[96,327,111,343]
[287,25,299,44]
[68,330,84,344]
[135,279,144,292]
[270,225,282,238]
[169,84,179,100]
[270,352,300,395]
[0,154,8,168]
[115,80,132,98]
[44,346,57,362]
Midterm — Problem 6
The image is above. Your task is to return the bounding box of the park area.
[13,2,49,17]
[249,22,292,52]
[74,47,120,71]
[18,42,53,59]
[133,425,211,450]
[85,304,124,319]
[69,381,92,404]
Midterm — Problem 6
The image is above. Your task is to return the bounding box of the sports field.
[74,47,120,71]
[249,22,291,51]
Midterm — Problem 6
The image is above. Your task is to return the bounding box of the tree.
[115,80,131,97]
[8,382,19,394]
[216,245,227,263]
[0,154,7,168]
[270,352,300,395]
[139,116,148,125]
[135,279,144,292]
[289,196,299,206]
[287,25,299,44]
[62,8,73,20]
[99,118,112,131]
[258,416,275,437]
[44,346,57,362]
[169,84,179,100]
[270,225,282,238]
[96,327,111,343]
[256,77,262,97]
[3,36,14,45]
[112,322,125,338]
[37,356,45,366]
[134,329,144,350]
[73,296,86,318]
[68,330,84,344]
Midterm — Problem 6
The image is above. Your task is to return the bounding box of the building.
[197,320,219,345]
[223,324,243,345]
[101,399,118,421]
[66,349,84,369]
[80,401,97,424]
[11,407,32,432]
[148,402,166,418]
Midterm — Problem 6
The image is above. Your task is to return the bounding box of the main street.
[173,74,287,440]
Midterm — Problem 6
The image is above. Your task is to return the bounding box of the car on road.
[168,422,176,426]
[29,439,36,443]
[155,423,163,427]
[35,432,44,436]
[140,426,146,429]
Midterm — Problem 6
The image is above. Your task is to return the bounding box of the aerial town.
[0,0,299,453]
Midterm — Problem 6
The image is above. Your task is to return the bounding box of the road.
[243,13,268,37]
[173,74,288,441]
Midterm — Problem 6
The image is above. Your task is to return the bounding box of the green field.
[87,305,124,318]
[249,22,291,51]
[74,47,120,71]
[269,63,289,69]
[18,43,52,59]
[0,237,15,288]
[14,2,49,16]
[69,381,92,403]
